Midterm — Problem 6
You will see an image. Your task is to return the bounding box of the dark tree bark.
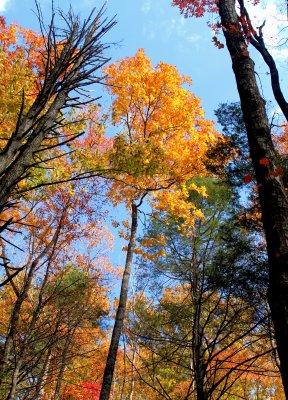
[99,202,138,400]
[218,0,288,396]
[237,0,288,122]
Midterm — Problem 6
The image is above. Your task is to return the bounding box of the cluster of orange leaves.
[0,17,44,145]
[101,49,220,231]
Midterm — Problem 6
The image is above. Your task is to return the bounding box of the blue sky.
[1,0,240,119]
[1,0,287,117]
[1,0,286,269]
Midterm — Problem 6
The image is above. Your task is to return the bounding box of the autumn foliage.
[0,7,285,400]
[0,17,44,145]
[102,49,219,231]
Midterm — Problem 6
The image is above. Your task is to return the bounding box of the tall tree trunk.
[100,202,138,400]
[218,0,288,396]
[128,281,138,400]
[191,252,207,400]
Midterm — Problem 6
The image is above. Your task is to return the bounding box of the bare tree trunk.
[99,202,138,400]
[128,279,138,400]
[191,258,207,400]
[218,0,288,395]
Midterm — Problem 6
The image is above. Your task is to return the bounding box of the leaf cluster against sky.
[2,0,287,116]
[1,0,286,265]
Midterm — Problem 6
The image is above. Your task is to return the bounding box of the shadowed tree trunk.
[218,0,288,395]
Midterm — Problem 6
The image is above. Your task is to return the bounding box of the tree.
[0,175,111,399]
[125,177,280,400]
[0,6,117,395]
[127,289,282,400]
[97,49,220,400]
[172,0,288,394]
[0,5,115,246]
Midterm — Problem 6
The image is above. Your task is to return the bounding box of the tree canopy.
[0,1,288,399]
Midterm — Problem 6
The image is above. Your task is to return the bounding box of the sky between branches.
[1,0,287,121]
[1,0,288,268]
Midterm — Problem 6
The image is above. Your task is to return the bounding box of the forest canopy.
[0,1,288,399]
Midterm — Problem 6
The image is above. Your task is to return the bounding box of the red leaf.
[259,157,269,166]
[243,174,252,184]
[269,167,284,177]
